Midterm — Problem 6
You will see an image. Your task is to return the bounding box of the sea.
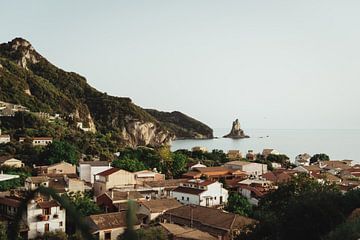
[171,128,360,163]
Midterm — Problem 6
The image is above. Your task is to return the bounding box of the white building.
[189,162,207,170]
[0,129,10,144]
[78,161,111,184]
[19,137,53,146]
[171,179,228,207]
[223,161,268,176]
[0,194,66,239]
[295,153,312,166]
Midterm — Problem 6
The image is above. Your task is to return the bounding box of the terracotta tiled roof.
[172,186,205,195]
[96,168,120,176]
[87,212,139,232]
[144,179,187,188]
[160,223,217,240]
[38,201,59,208]
[0,196,21,208]
[164,205,256,231]
[27,176,49,184]
[140,198,182,213]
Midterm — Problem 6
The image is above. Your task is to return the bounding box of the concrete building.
[0,129,10,144]
[19,137,53,146]
[86,212,140,240]
[134,170,165,185]
[0,193,66,239]
[93,168,136,196]
[36,161,76,175]
[227,150,242,160]
[223,161,268,176]
[171,179,228,207]
[163,205,256,240]
[78,161,111,184]
[137,198,182,223]
[295,153,312,166]
[0,156,24,168]
[191,146,208,153]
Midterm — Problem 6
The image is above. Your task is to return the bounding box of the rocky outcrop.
[223,119,249,139]
[120,120,174,147]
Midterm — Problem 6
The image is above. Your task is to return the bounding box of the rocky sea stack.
[223,119,249,139]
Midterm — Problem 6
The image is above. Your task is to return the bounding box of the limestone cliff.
[223,119,249,139]
[0,37,210,146]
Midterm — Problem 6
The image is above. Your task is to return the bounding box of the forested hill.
[0,38,213,146]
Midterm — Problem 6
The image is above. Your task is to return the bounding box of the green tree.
[171,152,188,178]
[225,192,253,217]
[40,140,79,165]
[67,192,101,217]
[112,158,146,172]
[310,153,330,164]
[242,175,344,240]
[266,154,290,168]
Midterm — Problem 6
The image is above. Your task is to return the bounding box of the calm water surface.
[171,129,360,162]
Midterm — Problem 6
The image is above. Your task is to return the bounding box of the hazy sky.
[1,0,360,129]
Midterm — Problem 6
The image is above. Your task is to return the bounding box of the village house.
[78,161,111,184]
[189,162,207,170]
[96,190,145,212]
[86,212,141,240]
[93,168,136,196]
[0,156,24,168]
[36,161,76,175]
[223,161,268,176]
[227,150,242,160]
[162,205,256,240]
[0,129,10,144]
[19,137,53,146]
[137,198,182,224]
[293,165,322,175]
[0,192,66,239]
[319,160,353,173]
[191,146,208,152]
[160,222,217,240]
[25,176,49,190]
[311,172,342,184]
[171,179,228,207]
[144,179,188,198]
[295,153,312,166]
[245,150,257,160]
[134,169,165,185]
[261,169,294,184]
[238,179,273,206]
[183,166,247,181]
[262,148,280,159]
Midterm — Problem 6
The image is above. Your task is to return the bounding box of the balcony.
[37,214,49,221]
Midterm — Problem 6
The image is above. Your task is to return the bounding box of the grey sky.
[1,0,360,129]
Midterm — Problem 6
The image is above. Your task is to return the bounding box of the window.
[43,208,51,215]
[220,196,223,204]
[214,197,217,200]
[59,221,63,227]
[104,231,111,240]
[181,196,184,200]
[187,197,189,201]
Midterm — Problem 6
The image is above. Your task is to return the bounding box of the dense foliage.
[40,140,79,165]
[239,175,360,240]
[66,192,101,217]
[310,153,330,164]
[225,192,253,217]
[112,158,146,172]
